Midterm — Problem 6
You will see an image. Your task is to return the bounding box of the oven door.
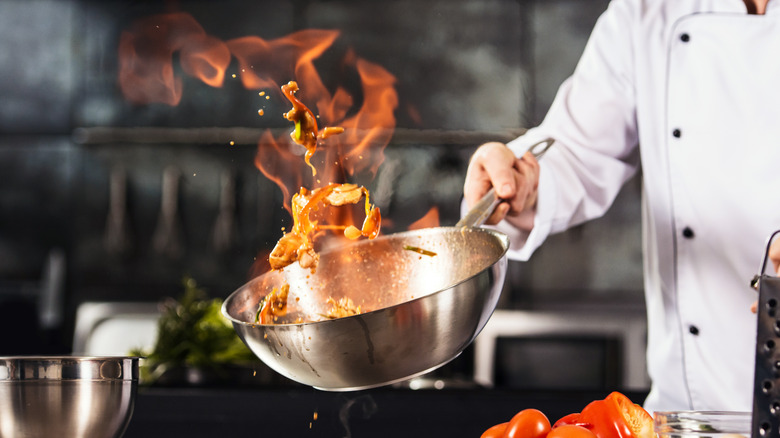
[473,309,649,391]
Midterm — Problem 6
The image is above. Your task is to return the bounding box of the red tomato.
[609,393,654,438]
[480,422,508,438]
[548,425,599,438]
[503,409,551,438]
[578,392,654,438]
[553,413,591,429]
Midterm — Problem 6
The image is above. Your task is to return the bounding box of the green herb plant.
[130,276,257,384]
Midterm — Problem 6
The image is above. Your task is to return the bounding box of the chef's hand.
[751,237,780,313]
[772,238,780,275]
[463,142,540,228]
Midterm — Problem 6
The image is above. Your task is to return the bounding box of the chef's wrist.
[504,205,536,232]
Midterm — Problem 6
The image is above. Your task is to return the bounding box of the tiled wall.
[0,0,641,357]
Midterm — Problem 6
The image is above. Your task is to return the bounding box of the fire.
[339,56,399,178]
[117,12,401,276]
[118,13,230,105]
[226,30,340,92]
[408,207,440,230]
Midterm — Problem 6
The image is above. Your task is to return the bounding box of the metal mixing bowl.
[223,226,508,391]
[0,356,139,438]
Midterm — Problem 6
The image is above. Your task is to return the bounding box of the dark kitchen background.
[0,0,647,395]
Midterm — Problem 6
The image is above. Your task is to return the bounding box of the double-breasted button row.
[673,33,690,138]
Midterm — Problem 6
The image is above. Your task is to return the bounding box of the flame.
[180,34,231,87]
[407,207,440,230]
[247,37,398,221]
[226,29,340,92]
[118,13,230,105]
[118,12,397,186]
[248,249,272,280]
[338,57,398,178]
[117,12,401,278]
[253,131,298,211]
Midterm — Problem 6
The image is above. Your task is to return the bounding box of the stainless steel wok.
[222,138,553,391]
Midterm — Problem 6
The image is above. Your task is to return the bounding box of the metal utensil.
[0,356,138,438]
[222,137,553,391]
[751,229,780,438]
[103,166,132,256]
[152,165,183,258]
[212,170,237,253]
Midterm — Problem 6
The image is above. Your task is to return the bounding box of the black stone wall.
[0,0,640,358]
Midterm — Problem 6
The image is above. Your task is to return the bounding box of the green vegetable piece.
[403,245,437,257]
[294,120,302,141]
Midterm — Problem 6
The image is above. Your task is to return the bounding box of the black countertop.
[123,386,649,438]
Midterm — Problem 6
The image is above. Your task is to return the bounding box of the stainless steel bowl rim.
[0,356,139,381]
[222,226,510,328]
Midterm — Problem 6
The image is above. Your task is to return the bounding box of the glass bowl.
[654,411,751,438]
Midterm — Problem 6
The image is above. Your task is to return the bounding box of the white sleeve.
[492,0,642,261]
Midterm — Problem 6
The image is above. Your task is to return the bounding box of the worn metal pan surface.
[223,226,508,390]
[223,139,553,391]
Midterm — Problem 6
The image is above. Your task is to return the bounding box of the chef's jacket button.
[682,227,695,238]
[672,128,682,138]
[680,33,690,42]
[688,325,700,335]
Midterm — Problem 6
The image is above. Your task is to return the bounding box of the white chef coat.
[494,0,780,412]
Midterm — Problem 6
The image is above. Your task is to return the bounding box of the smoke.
[338,394,378,438]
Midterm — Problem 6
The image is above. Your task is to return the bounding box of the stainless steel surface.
[752,229,780,438]
[212,170,237,253]
[0,356,138,438]
[473,308,649,390]
[104,166,132,256]
[152,165,183,258]
[456,188,503,228]
[223,226,509,391]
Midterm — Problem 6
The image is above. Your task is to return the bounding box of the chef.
[463,0,780,412]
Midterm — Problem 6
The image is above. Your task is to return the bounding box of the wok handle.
[456,137,554,228]
[457,188,501,228]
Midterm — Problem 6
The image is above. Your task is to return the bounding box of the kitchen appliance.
[223,139,553,391]
[752,229,780,438]
[473,308,648,391]
[0,356,138,438]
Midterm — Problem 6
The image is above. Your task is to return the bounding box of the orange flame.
[246,36,398,217]
[248,249,272,280]
[117,13,401,277]
[118,12,397,190]
[253,131,298,211]
[226,29,340,92]
[408,207,440,230]
[180,34,231,87]
[118,13,230,105]
[338,56,398,178]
